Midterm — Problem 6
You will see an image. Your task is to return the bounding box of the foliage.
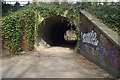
[2,2,24,16]
[2,2,80,54]
[86,2,120,35]
[2,2,119,54]
[2,6,36,54]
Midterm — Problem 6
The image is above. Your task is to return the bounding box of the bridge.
[1,4,120,78]
[36,10,120,77]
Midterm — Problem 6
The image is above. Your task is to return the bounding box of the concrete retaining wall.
[80,10,120,77]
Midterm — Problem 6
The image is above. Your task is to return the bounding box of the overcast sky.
[3,0,120,5]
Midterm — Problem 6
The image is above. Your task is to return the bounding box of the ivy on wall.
[3,2,119,54]
[2,2,80,54]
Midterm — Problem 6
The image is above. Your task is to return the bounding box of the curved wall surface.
[37,15,76,46]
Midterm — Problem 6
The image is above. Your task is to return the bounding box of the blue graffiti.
[107,43,119,66]
[98,46,107,57]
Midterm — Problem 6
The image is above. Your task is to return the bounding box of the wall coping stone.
[80,10,120,50]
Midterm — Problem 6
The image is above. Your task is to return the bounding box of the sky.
[3,0,32,5]
[3,0,120,5]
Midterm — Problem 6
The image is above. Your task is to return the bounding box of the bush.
[86,3,120,35]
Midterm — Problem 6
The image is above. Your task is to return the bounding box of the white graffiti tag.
[81,30,98,46]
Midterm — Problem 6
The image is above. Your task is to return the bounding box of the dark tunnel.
[37,15,77,48]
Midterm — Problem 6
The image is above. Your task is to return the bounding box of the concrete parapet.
[80,10,120,77]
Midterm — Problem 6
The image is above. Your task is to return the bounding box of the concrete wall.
[80,10,120,77]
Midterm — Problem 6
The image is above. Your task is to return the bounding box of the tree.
[26,1,30,5]
[14,1,20,7]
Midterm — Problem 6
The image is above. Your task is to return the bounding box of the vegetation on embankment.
[2,2,80,54]
[2,2,119,54]
[85,2,120,35]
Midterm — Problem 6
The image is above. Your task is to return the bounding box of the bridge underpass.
[37,15,77,48]
[2,11,119,78]
[2,15,113,78]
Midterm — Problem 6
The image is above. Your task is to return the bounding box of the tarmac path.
[1,46,113,78]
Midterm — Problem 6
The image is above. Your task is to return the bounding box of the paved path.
[1,46,113,78]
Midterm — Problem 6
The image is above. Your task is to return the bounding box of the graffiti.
[84,43,99,57]
[81,29,120,67]
[106,43,120,67]
[81,30,98,46]
[107,51,119,66]
[91,47,100,56]
[80,14,120,68]
[94,34,107,58]
[98,34,120,66]
[100,34,106,44]
[81,27,120,67]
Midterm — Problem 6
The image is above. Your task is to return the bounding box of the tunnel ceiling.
[38,15,76,46]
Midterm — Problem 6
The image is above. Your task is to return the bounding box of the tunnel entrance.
[37,15,77,48]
